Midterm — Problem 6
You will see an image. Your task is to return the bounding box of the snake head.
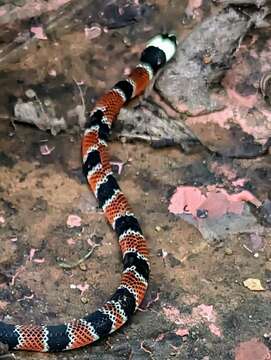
[140,33,177,73]
[146,33,177,62]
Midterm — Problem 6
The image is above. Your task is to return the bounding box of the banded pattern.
[0,33,177,352]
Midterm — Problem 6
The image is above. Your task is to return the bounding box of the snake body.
[0,34,177,352]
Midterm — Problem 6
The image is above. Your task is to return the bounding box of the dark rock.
[157,8,251,114]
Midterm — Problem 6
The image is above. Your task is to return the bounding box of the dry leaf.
[243,278,265,291]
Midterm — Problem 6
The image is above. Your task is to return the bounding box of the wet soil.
[0,1,271,360]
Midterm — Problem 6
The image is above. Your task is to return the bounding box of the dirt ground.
[0,1,271,359]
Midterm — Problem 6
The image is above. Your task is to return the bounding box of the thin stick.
[73,78,86,115]
[57,244,99,269]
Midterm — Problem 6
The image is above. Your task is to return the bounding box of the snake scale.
[0,34,177,352]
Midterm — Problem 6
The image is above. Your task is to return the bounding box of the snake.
[0,34,177,352]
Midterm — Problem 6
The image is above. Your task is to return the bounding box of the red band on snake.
[0,34,177,352]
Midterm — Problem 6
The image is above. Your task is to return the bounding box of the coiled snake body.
[0,34,177,352]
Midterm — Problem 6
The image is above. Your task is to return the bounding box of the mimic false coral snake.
[0,34,177,352]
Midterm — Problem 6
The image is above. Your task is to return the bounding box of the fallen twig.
[57,244,99,269]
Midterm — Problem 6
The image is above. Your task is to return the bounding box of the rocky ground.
[0,1,271,359]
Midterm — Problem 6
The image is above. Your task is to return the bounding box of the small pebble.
[155,226,161,232]
[203,53,212,64]
[123,36,132,47]
[25,89,36,98]
[225,248,233,255]
[44,99,52,106]
[79,263,87,271]
[84,25,102,40]
[48,69,57,77]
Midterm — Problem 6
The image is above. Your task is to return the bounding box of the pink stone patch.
[195,304,217,323]
[168,185,261,219]
[70,283,89,296]
[235,338,271,360]
[232,178,247,187]
[176,328,189,337]
[163,303,222,337]
[30,26,48,40]
[186,41,271,147]
[229,190,261,207]
[168,186,206,216]
[67,237,76,246]
[0,9,7,17]
[208,323,222,337]
[163,305,183,325]
[66,214,82,228]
